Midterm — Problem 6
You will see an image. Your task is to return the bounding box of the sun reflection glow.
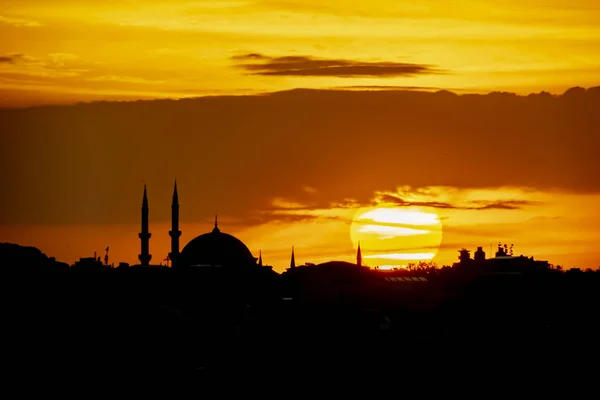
[350,206,443,268]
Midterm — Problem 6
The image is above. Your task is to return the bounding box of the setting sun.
[350,207,443,269]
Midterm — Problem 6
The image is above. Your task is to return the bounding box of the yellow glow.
[376,265,406,271]
[2,188,600,272]
[359,225,431,238]
[350,206,443,268]
[360,207,441,226]
[364,253,436,260]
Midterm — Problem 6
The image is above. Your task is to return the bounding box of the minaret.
[168,180,181,267]
[138,185,152,265]
[290,246,296,269]
[357,241,362,267]
[258,250,263,267]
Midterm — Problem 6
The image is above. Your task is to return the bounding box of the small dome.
[179,225,256,267]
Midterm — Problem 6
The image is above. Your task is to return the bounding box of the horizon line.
[1,84,598,110]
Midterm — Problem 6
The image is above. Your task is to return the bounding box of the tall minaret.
[357,241,362,267]
[290,246,296,269]
[258,250,263,267]
[168,180,181,267]
[138,185,152,265]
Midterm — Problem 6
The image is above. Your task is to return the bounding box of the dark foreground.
[4,269,600,382]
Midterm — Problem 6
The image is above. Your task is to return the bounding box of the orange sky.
[1,1,599,271]
[1,0,599,105]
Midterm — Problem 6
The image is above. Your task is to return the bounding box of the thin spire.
[213,213,220,233]
[357,241,362,267]
[169,179,181,267]
[172,179,178,202]
[142,184,148,206]
[290,246,296,269]
[258,250,263,267]
[138,184,152,266]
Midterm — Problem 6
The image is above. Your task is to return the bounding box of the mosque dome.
[178,220,257,267]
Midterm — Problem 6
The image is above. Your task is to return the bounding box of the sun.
[350,206,443,269]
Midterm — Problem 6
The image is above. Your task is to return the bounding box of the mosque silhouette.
[133,181,363,271]
[136,181,263,269]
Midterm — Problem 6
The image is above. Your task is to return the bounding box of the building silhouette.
[290,246,296,269]
[168,180,181,267]
[138,185,152,266]
[132,182,265,270]
[453,243,550,274]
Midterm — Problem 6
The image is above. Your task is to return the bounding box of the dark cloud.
[0,53,75,70]
[378,195,456,210]
[378,195,540,211]
[471,200,541,210]
[0,86,599,226]
[0,53,26,64]
[231,53,443,78]
[230,53,269,61]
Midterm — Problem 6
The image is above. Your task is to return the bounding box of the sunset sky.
[1,0,599,271]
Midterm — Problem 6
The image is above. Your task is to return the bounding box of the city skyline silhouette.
[2,87,600,271]
[1,0,600,381]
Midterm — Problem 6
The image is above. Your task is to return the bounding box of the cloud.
[0,52,83,78]
[231,53,268,61]
[0,53,30,64]
[377,194,540,211]
[0,16,42,28]
[1,86,599,226]
[470,200,540,210]
[87,75,167,85]
[47,53,78,68]
[231,53,443,77]
[0,53,79,68]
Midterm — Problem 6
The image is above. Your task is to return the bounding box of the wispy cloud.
[377,193,541,211]
[0,52,84,79]
[0,53,35,64]
[0,15,42,28]
[87,75,168,85]
[47,53,78,68]
[231,53,444,78]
